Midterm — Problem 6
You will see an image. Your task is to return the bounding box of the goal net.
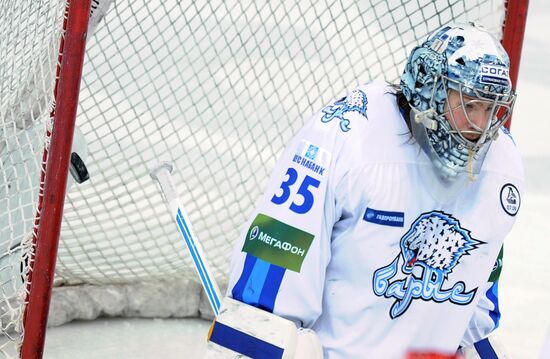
[0,0,526,357]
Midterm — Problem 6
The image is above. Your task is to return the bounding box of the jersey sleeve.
[461,128,524,348]
[225,107,345,328]
[460,246,504,347]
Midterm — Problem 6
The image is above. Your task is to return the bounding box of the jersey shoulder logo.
[373,211,484,319]
[320,89,368,132]
[500,183,520,216]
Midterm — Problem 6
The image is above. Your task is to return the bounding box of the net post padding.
[20,1,92,358]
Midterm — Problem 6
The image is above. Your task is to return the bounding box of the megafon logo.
[249,226,259,240]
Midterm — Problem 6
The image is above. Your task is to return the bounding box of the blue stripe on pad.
[210,321,284,359]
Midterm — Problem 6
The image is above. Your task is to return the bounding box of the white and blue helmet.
[400,22,516,180]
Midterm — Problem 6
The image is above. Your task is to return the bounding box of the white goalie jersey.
[226,80,523,358]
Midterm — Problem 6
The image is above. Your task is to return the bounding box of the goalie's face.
[445,90,491,141]
[442,86,513,148]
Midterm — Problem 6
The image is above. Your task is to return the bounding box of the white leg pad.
[205,297,322,359]
[295,328,323,358]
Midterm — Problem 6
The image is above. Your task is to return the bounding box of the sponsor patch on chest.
[363,207,405,227]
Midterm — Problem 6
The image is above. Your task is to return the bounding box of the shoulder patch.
[500,183,520,216]
[320,89,368,132]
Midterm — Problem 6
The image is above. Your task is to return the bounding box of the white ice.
[43,1,550,358]
[44,318,210,359]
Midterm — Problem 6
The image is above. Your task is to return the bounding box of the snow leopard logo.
[373,211,484,319]
[321,89,368,132]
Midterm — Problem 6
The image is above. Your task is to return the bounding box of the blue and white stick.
[150,161,221,316]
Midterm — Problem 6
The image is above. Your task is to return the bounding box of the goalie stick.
[150,161,222,315]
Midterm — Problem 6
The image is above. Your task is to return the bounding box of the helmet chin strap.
[467,149,476,181]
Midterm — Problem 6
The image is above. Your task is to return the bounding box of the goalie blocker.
[205,297,323,359]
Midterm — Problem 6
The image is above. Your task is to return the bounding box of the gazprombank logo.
[363,207,404,227]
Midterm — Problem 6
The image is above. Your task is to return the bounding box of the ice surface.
[44,318,210,359]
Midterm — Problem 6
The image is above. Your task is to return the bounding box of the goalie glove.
[205,297,322,359]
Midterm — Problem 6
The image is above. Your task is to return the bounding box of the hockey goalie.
[205,22,521,359]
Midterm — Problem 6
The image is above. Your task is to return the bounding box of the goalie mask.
[400,22,516,181]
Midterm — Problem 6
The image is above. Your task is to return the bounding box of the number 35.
[271,167,320,214]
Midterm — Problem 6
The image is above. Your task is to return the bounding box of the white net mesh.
[0,0,510,356]
[58,0,506,284]
[0,0,66,356]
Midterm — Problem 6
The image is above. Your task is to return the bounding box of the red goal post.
[502,0,530,129]
[0,0,529,358]
[20,1,92,358]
